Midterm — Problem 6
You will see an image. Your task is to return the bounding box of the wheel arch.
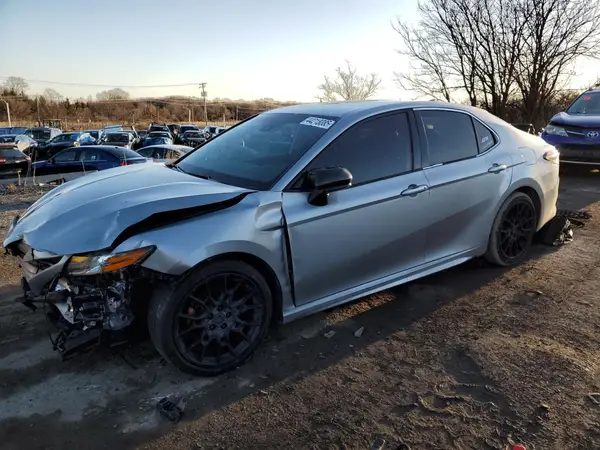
[498,178,545,230]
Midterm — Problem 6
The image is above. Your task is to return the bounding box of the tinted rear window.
[0,149,25,158]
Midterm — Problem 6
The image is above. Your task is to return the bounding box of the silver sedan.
[3,101,560,375]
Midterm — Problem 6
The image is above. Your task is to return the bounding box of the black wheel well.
[515,186,541,224]
[202,252,283,322]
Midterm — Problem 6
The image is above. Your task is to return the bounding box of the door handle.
[401,184,429,196]
[488,163,507,173]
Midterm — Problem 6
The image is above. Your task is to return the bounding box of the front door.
[414,109,513,262]
[281,111,430,306]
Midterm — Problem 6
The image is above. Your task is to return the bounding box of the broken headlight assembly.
[66,246,155,276]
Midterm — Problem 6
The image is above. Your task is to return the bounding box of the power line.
[0,77,203,89]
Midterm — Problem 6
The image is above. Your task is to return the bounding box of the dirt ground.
[1,173,600,450]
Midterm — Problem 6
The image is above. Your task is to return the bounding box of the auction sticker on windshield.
[300,117,336,129]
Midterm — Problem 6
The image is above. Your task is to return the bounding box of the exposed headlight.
[67,246,155,276]
[544,124,568,137]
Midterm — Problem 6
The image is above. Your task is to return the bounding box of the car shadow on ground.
[0,244,561,450]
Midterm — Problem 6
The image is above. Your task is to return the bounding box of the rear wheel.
[148,260,273,376]
[485,192,537,266]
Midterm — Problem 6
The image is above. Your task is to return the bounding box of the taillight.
[543,148,560,163]
[120,160,134,166]
[0,159,6,164]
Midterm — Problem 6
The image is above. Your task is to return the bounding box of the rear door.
[78,148,110,172]
[414,108,513,262]
[281,110,430,306]
[45,149,79,175]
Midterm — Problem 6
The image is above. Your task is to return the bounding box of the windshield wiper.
[167,164,212,180]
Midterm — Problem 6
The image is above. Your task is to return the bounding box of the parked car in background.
[203,125,219,138]
[83,129,103,142]
[37,132,96,159]
[140,132,174,148]
[0,148,31,178]
[148,123,172,135]
[24,127,62,145]
[176,124,199,143]
[0,134,38,155]
[541,88,600,166]
[136,144,192,163]
[2,101,560,376]
[32,145,147,176]
[100,132,136,149]
[180,130,207,147]
[133,130,148,150]
[5,127,28,135]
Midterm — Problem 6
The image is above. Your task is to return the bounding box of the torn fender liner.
[3,163,254,255]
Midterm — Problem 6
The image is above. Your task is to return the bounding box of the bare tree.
[516,0,600,124]
[395,0,526,116]
[2,76,28,95]
[317,61,381,102]
[42,88,63,103]
[96,88,130,101]
[394,0,600,125]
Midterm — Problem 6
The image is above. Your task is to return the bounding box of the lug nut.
[221,323,227,329]
[209,325,216,330]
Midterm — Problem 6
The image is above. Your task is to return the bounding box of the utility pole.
[36,96,41,126]
[1,99,11,127]
[235,105,238,122]
[199,83,207,125]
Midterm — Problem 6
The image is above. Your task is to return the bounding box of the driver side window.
[305,112,413,186]
[54,151,77,162]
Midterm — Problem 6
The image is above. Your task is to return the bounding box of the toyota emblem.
[587,131,599,138]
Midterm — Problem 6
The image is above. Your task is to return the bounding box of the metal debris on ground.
[538,216,573,246]
[587,393,600,406]
[157,397,183,422]
[354,327,365,338]
[525,289,543,296]
[323,330,336,339]
[370,437,386,450]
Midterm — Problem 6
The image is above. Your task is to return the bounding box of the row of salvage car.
[0,122,229,179]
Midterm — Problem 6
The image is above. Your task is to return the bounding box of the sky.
[0,0,417,102]
[0,0,597,103]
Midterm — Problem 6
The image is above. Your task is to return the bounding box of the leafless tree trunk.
[317,61,381,102]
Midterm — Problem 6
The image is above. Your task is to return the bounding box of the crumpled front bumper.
[10,239,69,295]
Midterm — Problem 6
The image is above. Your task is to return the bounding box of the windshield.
[180,126,198,133]
[177,112,338,190]
[567,92,600,115]
[0,135,17,143]
[52,133,78,143]
[103,133,129,143]
[30,130,51,140]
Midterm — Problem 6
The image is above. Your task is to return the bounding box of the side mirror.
[305,167,352,206]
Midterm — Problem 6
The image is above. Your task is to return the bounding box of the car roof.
[142,144,191,150]
[269,100,480,117]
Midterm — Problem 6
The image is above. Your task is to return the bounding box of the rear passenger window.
[473,120,496,153]
[306,112,413,185]
[419,111,478,166]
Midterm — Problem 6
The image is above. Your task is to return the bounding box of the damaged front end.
[9,241,161,359]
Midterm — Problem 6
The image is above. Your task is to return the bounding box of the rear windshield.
[185,131,202,137]
[0,149,25,157]
[567,92,600,115]
[104,133,130,143]
[30,130,52,139]
[0,135,16,143]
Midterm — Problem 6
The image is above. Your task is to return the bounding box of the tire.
[148,260,273,376]
[485,192,537,266]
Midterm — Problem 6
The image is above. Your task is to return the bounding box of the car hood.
[550,112,600,128]
[3,163,253,255]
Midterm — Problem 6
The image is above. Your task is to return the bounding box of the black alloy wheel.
[148,260,273,376]
[486,192,537,266]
